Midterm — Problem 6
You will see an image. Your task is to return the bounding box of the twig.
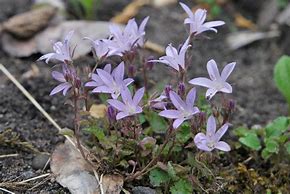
[0,154,18,159]
[19,173,50,184]
[0,64,75,147]
[0,187,15,194]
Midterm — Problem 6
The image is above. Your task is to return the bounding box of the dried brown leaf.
[89,104,107,119]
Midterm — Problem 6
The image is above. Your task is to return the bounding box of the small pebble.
[32,153,50,170]
[132,186,156,194]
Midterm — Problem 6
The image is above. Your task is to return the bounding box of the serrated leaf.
[265,117,289,138]
[239,133,261,150]
[84,126,105,141]
[149,168,170,187]
[170,179,193,194]
[265,139,279,153]
[176,124,192,144]
[274,55,290,105]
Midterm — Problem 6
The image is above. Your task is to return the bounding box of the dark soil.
[0,0,289,193]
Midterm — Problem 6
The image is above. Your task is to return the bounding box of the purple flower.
[86,62,134,99]
[107,87,145,120]
[159,88,200,129]
[189,59,236,100]
[108,17,149,56]
[39,31,74,64]
[87,39,116,60]
[150,38,190,71]
[180,3,225,36]
[194,115,230,152]
[150,92,167,110]
[50,64,80,96]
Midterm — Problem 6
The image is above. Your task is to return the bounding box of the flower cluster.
[39,2,235,158]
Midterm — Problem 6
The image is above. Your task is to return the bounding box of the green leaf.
[265,117,289,138]
[239,133,261,150]
[285,142,290,155]
[233,127,256,137]
[274,55,290,105]
[170,179,193,194]
[265,139,279,153]
[176,124,192,144]
[262,149,272,160]
[138,114,146,124]
[167,162,177,180]
[149,168,170,187]
[145,111,168,133]
[84,126,105,141]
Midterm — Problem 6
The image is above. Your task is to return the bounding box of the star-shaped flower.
[150,38,190,71]
[159,88,200,129]
[39,31,74,64]
[194,115,231,152]
[189,59,236,100]
[180,3,225,36]
[107,87,145,120]
[86,62,134,99]
[87,39,116,60]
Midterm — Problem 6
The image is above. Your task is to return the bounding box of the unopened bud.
[128,65,136,77]
[107,106,116,123]
[228,99,236,112]
[177,82,185,97]
[164,85,172,98]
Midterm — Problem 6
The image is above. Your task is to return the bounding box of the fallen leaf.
[89,104,107,119]
[51,140,100,194]
[111,0,148,24]
[235,13,256,30]
[226,30,280,50]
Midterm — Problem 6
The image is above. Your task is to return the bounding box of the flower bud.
[128,65,136,77]
[107,105,116,123]
[164,85,172,98]
[228,99,236,112]
[177,82,185,97]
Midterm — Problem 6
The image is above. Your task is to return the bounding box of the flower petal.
[220,82,232,93]
[107,99,126,111]
[85,81,99,87]
[169,91,186,110]
[113,62,125,82]
[104,64,112,73]
[180,2,194,19]
[97,69,114,86]
[221,62,236,81]
[124,78,134,86]
[194,133,212,152]
[203,21,225,28]
[133,87,145,105]
[121,86,133,104]
[92,86,112,94]
[51,71,65,82]
[50,82,71,96]
[205,88,218,100]
[214,123,229,142]
[207,59,220,80]
[159,110,180,119]
[173,118,185,129]
[116,112,130,120]
[186,87,196,107]
[189,77,214,88]
[206,115,216,138]
[215,141,231,152]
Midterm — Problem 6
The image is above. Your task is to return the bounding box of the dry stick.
[0,153,18,159]
[0,64,75,147]
[19,173,50,184]
[0,187,15,194]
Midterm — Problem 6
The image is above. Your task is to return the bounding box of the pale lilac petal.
[113,62,125,82]
[192,107,200,115]
[173,118,185,129]
[62,84,72,96]
[159,110,180,119]
[214,123,228,142]
[207,59,220,80]
[205,88,218,100]
[206,115,216,138]
[91,73,103,84]
[104,64,112,73]
[124,78,134,86]
[85,81,99,87]
[107,99,126,111]
[50,82,71,96]
[51,71,65,82]
[186,88,196,107]
[159,56,179,71]
[135,106,143,114]
[133,87,145,105]
[180,2,194,19]
[195,9,207,24]
[92,86,112,93]
[215,141,231,151]
[139,16,149,33]
[121,87,133,104]
[38,53,54,63]
[203,21,225,28]
[220,82,232,93]
[97,69,114,86]
[116,112,130,120]
[169,91,186,110]
[189,77,214,88]
[165,44,178,57]
[194,133,212,151]
[221,62,236,81]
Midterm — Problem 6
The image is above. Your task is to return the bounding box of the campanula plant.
[39,3,237,193]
